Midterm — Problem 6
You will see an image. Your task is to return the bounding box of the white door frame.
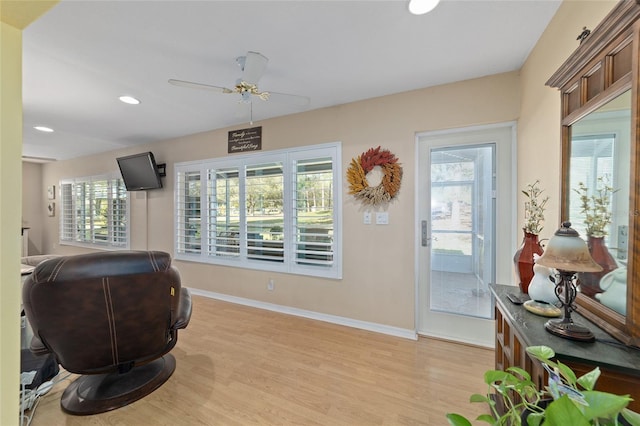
[414,122,517,348]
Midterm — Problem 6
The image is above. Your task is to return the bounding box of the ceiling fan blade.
[241,51,268,85]
[168,79,234,94]
[266,91,311,106]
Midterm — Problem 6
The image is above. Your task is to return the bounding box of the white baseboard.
[417,330,495,349]
[188,288,418,341]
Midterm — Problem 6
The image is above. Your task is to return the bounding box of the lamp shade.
[536,221,603,273]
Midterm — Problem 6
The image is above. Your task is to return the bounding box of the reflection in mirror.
[569,90,630,316]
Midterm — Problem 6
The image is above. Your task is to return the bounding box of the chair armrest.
[29,335,51,356]
[173,288,192,330]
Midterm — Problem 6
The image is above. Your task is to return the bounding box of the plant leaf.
[555,361,577,386]
[524,411,545,426]
[445,413,473,426]
[526,345,555,362]
[544,396,591,426]
[485,370,520,386]
[576,367,600,391]
[484,370,505,383]
[507,366,531,381]
[476,414,497,424]
[580,390,631,421]
[621,408,640,426]
[470,393,490,403]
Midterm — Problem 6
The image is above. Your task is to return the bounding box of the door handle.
[421,220,430,247]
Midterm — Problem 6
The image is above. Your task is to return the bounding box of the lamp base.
[544,318,595,342]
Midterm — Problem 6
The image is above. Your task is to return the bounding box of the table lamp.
[535,221,603,342]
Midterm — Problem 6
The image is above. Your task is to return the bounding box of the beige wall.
[21,161,44,255]
[39,71,521,330]
[1,1,58,423]
[1,20,24,426]
[517,0,618,242]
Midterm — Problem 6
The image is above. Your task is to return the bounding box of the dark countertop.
[491,284,640,377]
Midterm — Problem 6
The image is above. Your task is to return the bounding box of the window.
[60,174,129,249]
[569,134,615,241]
[175,142,342,279]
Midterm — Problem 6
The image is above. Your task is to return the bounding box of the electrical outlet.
[267,279,274,291]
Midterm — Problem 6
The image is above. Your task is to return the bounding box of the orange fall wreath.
[347,146,403,206]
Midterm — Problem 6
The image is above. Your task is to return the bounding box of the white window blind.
[174,142,342,279]
[209,168,241,258]
[569,134,615,241]
[175,170,202,254]
[246,162,284,262]
[293,157,334,266]
[60,174,129,249]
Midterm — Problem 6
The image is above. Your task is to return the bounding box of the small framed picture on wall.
[47,202,55,217]
[47,185,55,200]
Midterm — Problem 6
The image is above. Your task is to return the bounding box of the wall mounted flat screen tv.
[116,152,163,191]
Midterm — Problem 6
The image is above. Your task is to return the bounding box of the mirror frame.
[546,0,640,347]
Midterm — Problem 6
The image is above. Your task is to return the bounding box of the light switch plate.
[376,212,389,225]
[618,225,628,260]
[363,212,372,225]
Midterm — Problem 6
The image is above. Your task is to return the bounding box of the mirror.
[548,0,640,346]
[568,90,631,317]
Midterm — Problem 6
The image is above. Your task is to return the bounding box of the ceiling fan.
[168,51,310,108]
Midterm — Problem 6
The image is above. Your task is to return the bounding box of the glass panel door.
[430,145,494,318]
[417,123,514,347]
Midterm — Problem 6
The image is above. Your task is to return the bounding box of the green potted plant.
[514,180,549,294]
[446,345,640,426]
[523,180,549,236]
[574,177,615,239]
[573,176,619,297]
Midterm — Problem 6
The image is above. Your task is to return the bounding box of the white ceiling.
[22,0,562,162]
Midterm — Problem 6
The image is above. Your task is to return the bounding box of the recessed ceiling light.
[119,95,141,105]
[408,0,440,15]
[34,126,54,133]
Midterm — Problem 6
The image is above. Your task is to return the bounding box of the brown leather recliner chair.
[22,250,192,415]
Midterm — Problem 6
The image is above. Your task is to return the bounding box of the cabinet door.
[563,360,640,412]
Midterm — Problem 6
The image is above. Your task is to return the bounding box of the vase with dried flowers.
[574,177,619,297]
[514,180,549,294]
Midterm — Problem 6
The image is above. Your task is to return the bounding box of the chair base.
[60,354,176,415]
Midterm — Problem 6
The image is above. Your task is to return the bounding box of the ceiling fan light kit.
[235,81,270,102]
[168,51,310,123]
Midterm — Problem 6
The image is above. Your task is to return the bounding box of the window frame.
[59,173,130,250]
[174,142,342,279]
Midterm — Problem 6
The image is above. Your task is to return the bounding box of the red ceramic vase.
[513,230,544,294]
[577,236,618,297]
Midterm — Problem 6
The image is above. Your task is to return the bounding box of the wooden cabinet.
[492,284,640,412]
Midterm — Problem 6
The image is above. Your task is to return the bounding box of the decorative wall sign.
[47,202,55,217]
[47,185,55,200]
[228,126,262,153]
[347,146,402,206]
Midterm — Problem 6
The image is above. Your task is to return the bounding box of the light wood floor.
[28,295,493,425]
